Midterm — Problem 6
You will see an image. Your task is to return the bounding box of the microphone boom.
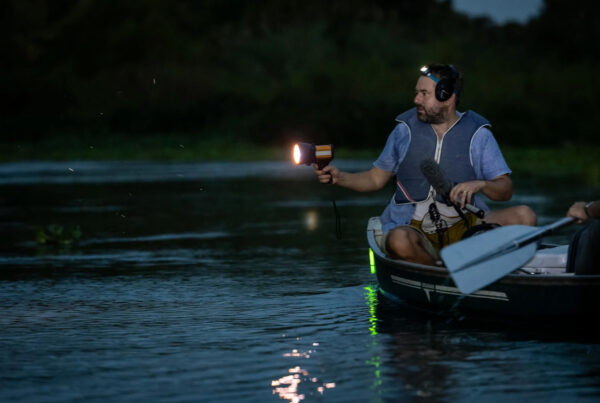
[419,159,485,218]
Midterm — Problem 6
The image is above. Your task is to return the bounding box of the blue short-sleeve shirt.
[373,117,511,232]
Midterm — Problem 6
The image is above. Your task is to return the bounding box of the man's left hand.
[449,180,485,208]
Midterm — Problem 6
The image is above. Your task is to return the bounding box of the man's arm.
[456,127,513,208]
[314,164,394,192]
[448,174,513,208]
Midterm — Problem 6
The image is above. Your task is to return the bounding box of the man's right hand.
[313,164,339,184]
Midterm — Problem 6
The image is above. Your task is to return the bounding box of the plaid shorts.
[377,212,481,261]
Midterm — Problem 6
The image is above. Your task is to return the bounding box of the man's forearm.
[337,168,391,192]
[480,175,513,201]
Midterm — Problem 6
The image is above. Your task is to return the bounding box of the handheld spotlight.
[292,143,334,170]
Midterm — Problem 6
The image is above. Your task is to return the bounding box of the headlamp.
[292,143,334,169]
[420,65,440,84]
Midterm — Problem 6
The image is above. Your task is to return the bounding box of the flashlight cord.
[332,199,342,240]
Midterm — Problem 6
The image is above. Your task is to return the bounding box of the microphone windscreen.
[419,158,453,196]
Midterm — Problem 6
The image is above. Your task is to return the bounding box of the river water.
[1,160,598,402]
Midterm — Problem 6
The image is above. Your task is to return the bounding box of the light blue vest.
[393,108,491,209]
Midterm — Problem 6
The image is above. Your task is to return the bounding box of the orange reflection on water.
[272,367,306,402]
[272,346,336,402]
[282,348,314,359]
[305,210,318,231]
[317,383,336,394]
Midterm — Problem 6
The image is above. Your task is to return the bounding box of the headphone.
[420,65,459,102]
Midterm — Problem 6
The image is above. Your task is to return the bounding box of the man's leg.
[485,205,537,226]
[386,227,437,265]
[570,220,600,275]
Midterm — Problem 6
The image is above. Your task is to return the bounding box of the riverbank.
[3,135,598,182]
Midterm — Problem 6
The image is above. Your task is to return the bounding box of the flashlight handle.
[317,160,330,170]
[317,160,333,184]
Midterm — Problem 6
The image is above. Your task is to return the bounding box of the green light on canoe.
[364,285,379,336]
[369,248,376,274]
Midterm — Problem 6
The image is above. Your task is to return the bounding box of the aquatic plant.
[35,224,82,246]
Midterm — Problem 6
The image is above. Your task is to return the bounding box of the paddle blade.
[441,225,535,272]
[448,242,538,294]
[441,225,538,294]
[441,217,575,294]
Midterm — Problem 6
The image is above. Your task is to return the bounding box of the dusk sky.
[452,0,544,24]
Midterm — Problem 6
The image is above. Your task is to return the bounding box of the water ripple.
[0,160,373,185]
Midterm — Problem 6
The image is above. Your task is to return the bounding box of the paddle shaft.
[508,216,574,248]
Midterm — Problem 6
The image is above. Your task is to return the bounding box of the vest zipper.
[430,130,445,199]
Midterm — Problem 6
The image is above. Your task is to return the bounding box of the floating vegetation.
[36,224,82,246]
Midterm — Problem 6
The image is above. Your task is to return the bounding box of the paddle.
[440,216,575,294]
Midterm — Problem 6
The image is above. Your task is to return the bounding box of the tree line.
[2,0,599,148]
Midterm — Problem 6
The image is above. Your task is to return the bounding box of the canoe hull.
[367,218,600,319]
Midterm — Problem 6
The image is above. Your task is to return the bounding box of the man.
[566,200,599,274]
[314,64,536,265]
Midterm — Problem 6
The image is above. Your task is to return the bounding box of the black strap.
[332,199,342,240]
[428,203,448,248]
[451,203,472,229]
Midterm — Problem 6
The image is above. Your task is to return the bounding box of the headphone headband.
[420,65,459,102]
[420,66,440,83]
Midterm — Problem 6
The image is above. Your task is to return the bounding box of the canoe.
[366,217,600,320]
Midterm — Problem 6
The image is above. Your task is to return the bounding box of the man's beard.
[417,105,446,124]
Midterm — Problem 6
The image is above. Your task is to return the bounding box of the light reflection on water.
[1,161,599,401]
[271,341,337,402]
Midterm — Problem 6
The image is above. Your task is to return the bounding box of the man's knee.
[514,205,537,226]
[386,228,419,258]
[386,227,436,265]
[488,205,537,226]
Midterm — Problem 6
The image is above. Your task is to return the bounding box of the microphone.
[419,158,485,218]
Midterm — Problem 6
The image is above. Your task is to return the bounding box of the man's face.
[414,76,448,124]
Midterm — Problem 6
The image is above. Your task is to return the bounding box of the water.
[1,161,599,402]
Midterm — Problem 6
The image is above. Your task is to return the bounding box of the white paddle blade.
[441,225,535,273]
[440,217,575,294]
[449,242,538,294]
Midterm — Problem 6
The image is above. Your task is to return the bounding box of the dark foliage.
[1,0,598,147]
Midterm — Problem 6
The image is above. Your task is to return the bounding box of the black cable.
[451,202,472,229]
[332,199,342,240]
[429,202,448,248]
